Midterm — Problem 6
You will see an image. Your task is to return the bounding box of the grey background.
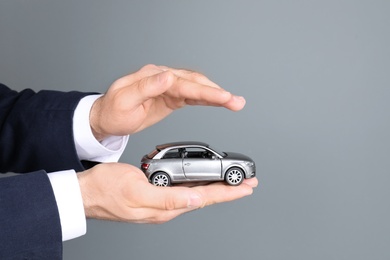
[1,0,389,259]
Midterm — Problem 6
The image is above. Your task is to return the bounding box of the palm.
[130,96,177,134]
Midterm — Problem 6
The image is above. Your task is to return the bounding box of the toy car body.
[140,141,256,186]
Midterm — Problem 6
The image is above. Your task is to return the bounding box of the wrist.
[77,166,114,220]
[77,170,95,219]
[89,97,106,141]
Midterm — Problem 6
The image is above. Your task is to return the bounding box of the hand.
[90,64,246,140]
[77,163,258,223]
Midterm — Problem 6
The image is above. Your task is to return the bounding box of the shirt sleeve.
[73,94,129,162]
[47,170,86,241]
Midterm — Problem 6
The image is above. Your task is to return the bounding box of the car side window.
[185,147,213,159]
[162,148,181,159]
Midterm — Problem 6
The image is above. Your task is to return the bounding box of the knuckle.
[190,71,204,79]
[163,70,176,83]
[181,69,204,81]
[110,77,127,90]
[141,64,158,71]
[163,196,177,211]
[136,77,149,94]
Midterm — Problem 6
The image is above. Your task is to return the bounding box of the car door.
[182,147,222,180]
[158,148,186,182]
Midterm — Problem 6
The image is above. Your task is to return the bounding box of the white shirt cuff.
[73,95,129,162]
[47,170,86,241]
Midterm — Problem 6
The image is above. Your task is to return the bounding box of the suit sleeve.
[0,83,95,173]
[0,83,97,259]
[0,171,63,259]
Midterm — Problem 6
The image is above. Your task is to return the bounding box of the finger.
[176,181,214,187]
[243,177,259,188]
[116,65,246,111]
[177,178,258,188]
[169,76,231,103]
[185,94,246,112]
[128,206,200,224]
[130,64,165,82]
[159,66,246,111]
[130,179,257,223]
[110,64,164,91]
[134,184,203,211]
[158,66,221,89]
[120,70,175,107]
[192,181,255,207]
[167,77,246,111]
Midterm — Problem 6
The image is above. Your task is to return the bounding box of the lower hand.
[77,163,258,223]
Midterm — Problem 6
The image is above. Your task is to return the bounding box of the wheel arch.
[223,165,246,178]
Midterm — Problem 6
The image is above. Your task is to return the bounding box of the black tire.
[151,172,171,187]
[225,167,244,186]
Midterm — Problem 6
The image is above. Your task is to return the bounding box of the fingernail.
[235,95,245,102]
[233,95,246,105]
[187,194,202,208]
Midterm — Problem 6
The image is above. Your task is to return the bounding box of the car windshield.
[208,145,226,157]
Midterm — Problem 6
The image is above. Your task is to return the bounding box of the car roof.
[156,141,209,150]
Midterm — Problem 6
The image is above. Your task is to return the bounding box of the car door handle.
[184,163,191,166]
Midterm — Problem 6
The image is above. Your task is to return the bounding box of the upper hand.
[89,64,246,140]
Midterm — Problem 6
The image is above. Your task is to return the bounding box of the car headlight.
[245,161,255,167]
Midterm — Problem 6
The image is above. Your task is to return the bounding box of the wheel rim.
[153,174,169,186]
[227,169,243,185]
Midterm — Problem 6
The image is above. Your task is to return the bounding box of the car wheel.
[225,167,244,186]
[151,172,171,187]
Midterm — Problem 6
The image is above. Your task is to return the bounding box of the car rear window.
[147,149,160,159]
[162,148,181,159]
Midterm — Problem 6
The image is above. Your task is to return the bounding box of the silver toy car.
[140,141,256,186]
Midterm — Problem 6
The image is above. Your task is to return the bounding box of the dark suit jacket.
[0,83,92,259]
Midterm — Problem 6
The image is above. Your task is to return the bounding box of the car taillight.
[141,163,149,170]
